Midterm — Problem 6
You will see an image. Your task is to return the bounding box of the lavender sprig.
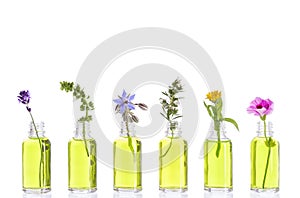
[18,90,44,187]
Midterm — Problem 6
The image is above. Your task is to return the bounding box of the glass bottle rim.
[120,121,136,137]
[29,121,45,137]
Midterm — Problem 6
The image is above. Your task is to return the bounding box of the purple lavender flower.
[18,90,30,104]
[113,90,136,114]
[17,90,31,112]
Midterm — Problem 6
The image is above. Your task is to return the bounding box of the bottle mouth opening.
[256,121,273,133]
[29,121,45,133]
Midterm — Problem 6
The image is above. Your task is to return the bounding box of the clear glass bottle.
[251,121,279,192]
[204,123,232,192]
[22,121,51,193]
[159,121,188,192]
[68,121,97,193]
[114,122,142,192]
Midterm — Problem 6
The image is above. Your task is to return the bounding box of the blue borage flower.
[113,90,136,114]
[113,90,148,124]
[113,90,148,160]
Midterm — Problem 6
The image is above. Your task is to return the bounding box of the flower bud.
[131,115,139,123]
[138,103,148,111]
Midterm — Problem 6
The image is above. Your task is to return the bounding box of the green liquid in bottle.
[22,137,51,192]
[114,137,142,192]
[68,138,97,192]
[159,136,188,192]
[204,140,232,191]
[251,137,279,191]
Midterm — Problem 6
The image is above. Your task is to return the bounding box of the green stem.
[216,130,221,158]
[160,128,174,158]
[215,120,221,158]
[262,120,271,188]
[125,120,136,161]
[83,109,90,157]
[29,111,43,187]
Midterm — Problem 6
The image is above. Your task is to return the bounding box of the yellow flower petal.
[206,90,221,102]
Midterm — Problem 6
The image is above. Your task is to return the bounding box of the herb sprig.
[60,81,95,157]
[159,78,184,157]
[160,78,184,132]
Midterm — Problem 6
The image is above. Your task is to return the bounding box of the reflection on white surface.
[204,191,233,198]
[159,191,188,198]
[23,193,52,198]
[250,191,280,198]
[69,192,98,198]
[113,191,143,198]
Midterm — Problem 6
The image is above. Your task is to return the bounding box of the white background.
[1,1,299,197]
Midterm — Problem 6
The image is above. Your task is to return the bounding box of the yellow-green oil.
[114,137,142,191]
[68,138,97,191]
[159,136,188,191]
[204,140,232,190]
[251,137,279,190]
[22,137,51,191]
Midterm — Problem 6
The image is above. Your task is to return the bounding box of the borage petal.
[120,104,126,114]
[122,90,127,98]
[113,99,123,105]
[129,94,135,101]
[128,103,135,110]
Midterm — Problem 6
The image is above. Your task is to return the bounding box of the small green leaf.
[265,138,276,147]
[224,117,239,131]
[160,113,168,120]
[173,115,182,120]
[204,101,213,118]
[162,91,168,97]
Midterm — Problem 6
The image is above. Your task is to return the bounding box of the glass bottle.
[68,121,97,193]
[159,121,188,192]
[251,121,279,192]
[204,123,232,192]
[22,121,51,193]
[114,121,142,192]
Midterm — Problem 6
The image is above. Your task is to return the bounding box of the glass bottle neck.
[257,121,274,137]
[166,121,182,137]
[207,122,228,140]
[29,121,45,138]
[120,121,135,137]
[74,121,92,139]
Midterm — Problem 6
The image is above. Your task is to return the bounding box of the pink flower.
[247,97,273,117]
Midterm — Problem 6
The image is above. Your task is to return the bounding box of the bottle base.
[204,187,232,193]
[23,188,51,194]
[114,187,142,193]
[159,187,188,193]
[251,188,279,193]
[69,187,97,193]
